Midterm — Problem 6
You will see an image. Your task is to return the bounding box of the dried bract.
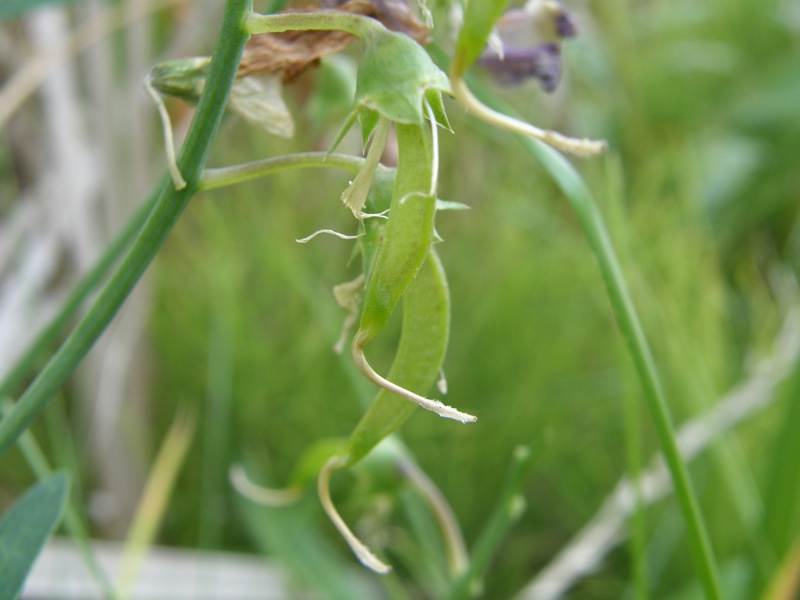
[238,0,429,83]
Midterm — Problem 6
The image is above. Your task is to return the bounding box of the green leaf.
[454,0,511,73]
[0,472,70,599]
[357,109,381,149]
[425,88,452,132]
[355,29,451,125]
[328,110,360,154]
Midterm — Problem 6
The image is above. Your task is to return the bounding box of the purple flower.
[554,10,579,39]
[478,44,562,91]
[479,1,579,92]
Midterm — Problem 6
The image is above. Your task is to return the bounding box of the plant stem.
[0,0,252,458]
[450,76,606,157]
[245,10,383,40]
[200,152,370,190]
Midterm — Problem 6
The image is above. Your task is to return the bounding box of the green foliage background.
[2,0,799,598]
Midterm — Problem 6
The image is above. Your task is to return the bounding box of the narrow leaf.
[0,472,70,599]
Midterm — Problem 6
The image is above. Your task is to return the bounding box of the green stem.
[444,446,538,600]
[0,194,156,402]
[245,10,384,40]
[472,92,722,599]
[200,152,371,190]
[0,0,252,458]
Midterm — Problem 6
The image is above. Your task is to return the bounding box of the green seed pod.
[317,247,453,575]
[357,121,436,343]
[339,248,450,469]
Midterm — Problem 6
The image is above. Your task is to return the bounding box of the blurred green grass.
[142,0,800,598]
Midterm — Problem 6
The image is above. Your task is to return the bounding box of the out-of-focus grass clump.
[148,0,800,598]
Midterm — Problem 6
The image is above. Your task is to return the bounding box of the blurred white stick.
[515,307,800,600]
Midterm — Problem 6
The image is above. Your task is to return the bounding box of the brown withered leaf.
[237,0,429,83]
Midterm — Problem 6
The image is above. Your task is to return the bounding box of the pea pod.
[351,122,476,424]
[321,123,473,574]
[232,247,449,499]
[321,247,452,573]
[357,122,436,339]
[342,247,450,469]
